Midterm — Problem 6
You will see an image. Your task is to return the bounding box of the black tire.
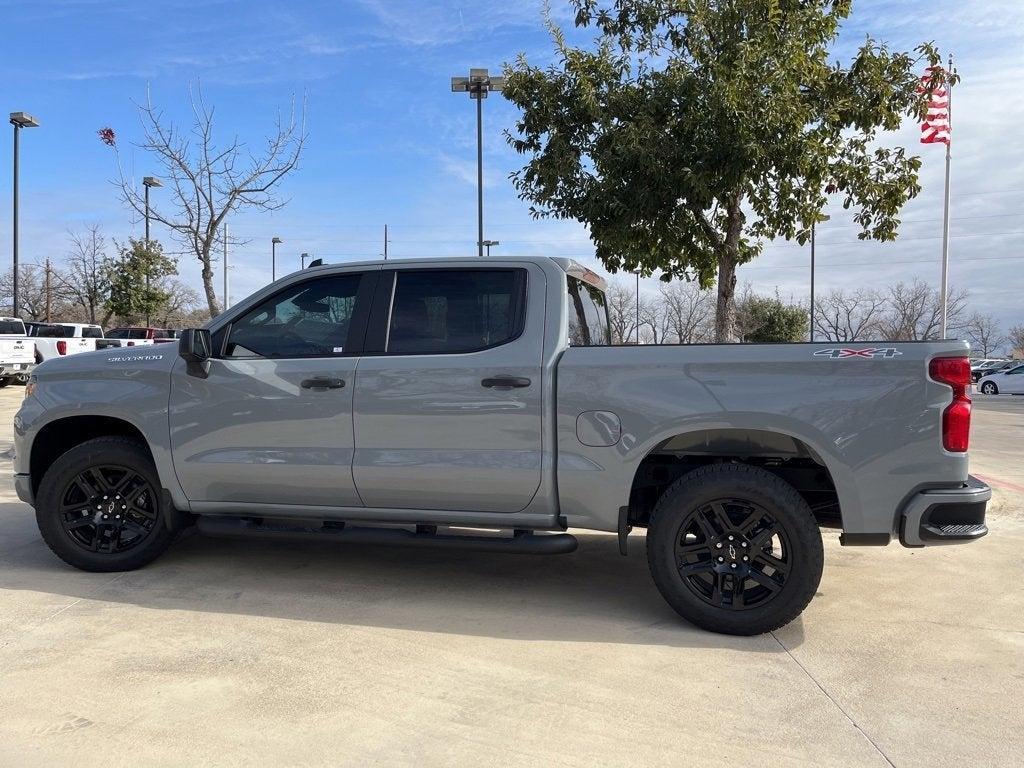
[646,463,824,636]
[0,377,10,388]
[980,382,998,395]
[36,437,178,572]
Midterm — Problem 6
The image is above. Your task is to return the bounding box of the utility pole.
[384,224,389,260]
[223,223,230,311]
[44,257,51,322]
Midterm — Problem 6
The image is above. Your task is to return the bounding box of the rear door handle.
[481,376,531,389]
[301,377,346,390]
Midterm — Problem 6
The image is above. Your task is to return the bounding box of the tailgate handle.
[301,377,345,390]
[481,376,531,389]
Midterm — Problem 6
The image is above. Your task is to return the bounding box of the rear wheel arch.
[627,428,841,530]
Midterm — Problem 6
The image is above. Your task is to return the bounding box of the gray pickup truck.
[13,256,989,635]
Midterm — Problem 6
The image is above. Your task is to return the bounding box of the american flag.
[919,66,951,145]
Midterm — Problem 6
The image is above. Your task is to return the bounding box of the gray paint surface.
[13,256,979,543]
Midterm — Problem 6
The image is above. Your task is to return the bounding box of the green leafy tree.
[104,239,178,324]
[737,292,807,342]
[504,0,952,341]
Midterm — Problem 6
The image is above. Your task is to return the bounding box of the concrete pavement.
[0,388,1021,767]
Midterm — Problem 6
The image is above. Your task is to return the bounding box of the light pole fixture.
[301,252,310,269]
[272,237,283,281]
[10,111,40,319]
[809,214,830,342]
[482,239,499,257]
[451,68,504,257]
[142,176,162,325]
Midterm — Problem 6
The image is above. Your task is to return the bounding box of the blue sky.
[2,0,1023,335]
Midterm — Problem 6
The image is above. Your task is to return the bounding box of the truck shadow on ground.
[0,504,806,651]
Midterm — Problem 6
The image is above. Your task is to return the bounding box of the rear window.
[108,328,148,339]
[35,325,66,337]
[0,320,25,335]
[81,327,103,338]
[566,277,610,346]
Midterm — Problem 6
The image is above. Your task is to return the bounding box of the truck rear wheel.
[646,463,823,636]
[35,437,178,572]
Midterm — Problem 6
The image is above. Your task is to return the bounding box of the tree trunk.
[714,251,738,343]
[714,192,744,343]
[200,244,221,317]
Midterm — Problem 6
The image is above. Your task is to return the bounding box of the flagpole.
[939,54,953,338]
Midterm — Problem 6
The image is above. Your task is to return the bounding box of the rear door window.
[385,269,526,355]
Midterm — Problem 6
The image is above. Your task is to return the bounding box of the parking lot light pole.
[142,176,162,325]
[809,214,829,342]
[10,112,40,319]
[272,237,282,281]
[482,239,499,257]
[300,252,310,269]
[451,69,504,257]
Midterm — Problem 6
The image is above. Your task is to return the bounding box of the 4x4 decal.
[813,347,903,359]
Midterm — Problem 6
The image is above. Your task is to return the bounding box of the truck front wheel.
[36,437,179,572]
[646,463,824,636]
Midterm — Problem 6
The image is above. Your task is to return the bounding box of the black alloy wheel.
[673,498,791,611]
[58,465,159,554]
[646,463,824,635]
[36,437,179,572]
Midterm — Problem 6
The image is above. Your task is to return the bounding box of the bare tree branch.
[112,83,307,316]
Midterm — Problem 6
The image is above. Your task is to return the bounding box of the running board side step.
[195,517,578,555]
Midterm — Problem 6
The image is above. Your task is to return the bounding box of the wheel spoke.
[710,572,723,605]
[84,468,111,493]
[694,511,717,542]
[709,502,732,534]
[755,551,789,574]
[678,560,714,576]
[65,517,94,531]
[749,525,778,552]
[121,519,148,538]
[747,567,783,593]
[676,541,712,557]
[730,573,745,608]
[736,508,761,534]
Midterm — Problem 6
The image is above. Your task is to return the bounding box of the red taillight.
[127,341,135,346]
[929,357,971,452]
[56,340,67,355]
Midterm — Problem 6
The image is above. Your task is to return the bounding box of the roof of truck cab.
[292,255,609,292]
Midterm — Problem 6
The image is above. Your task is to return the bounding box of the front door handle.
[301,377,346,390]
[481,375,531,389]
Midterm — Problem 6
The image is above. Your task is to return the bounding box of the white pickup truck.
[0,317,36,386]
[28,323,104,362]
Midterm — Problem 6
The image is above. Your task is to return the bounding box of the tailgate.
[67,338,96,355]
[0,339,35,364]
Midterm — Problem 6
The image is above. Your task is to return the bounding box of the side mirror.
[179,328,212,377]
